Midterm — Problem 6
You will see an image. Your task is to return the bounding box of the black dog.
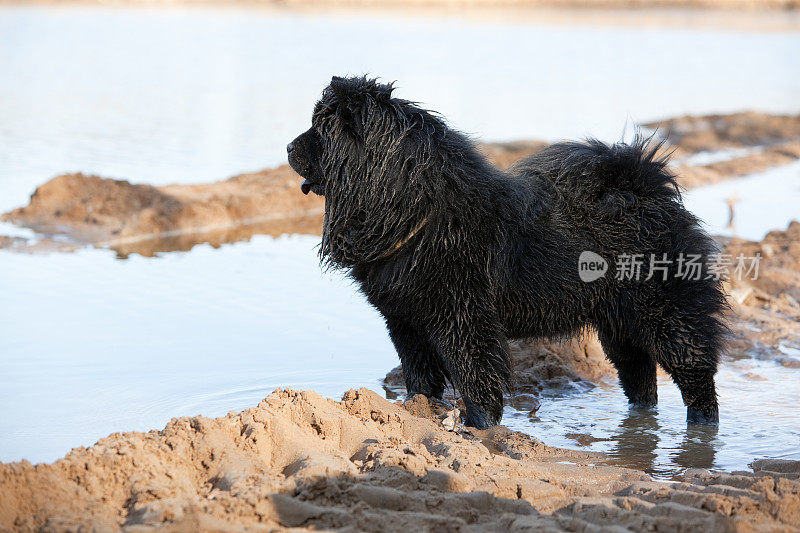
[288,76,726,429]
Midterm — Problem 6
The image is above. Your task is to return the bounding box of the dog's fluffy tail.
[518,135,680,212]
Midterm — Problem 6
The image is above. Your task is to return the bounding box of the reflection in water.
[608,407,662,475]
[607,407,718,477]
[1,212,325,258]
[673,425,719,472]
[109,213,323,258]
[504,360,800,480]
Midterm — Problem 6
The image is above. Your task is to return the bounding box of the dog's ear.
[330,76,394,105]
[329,76,353,104]
[372,80,395,103]
[327,77,363,137]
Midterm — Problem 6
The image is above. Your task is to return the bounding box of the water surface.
[2,234,799,476]
[2,6,800,213]
[505,359,800,478]
[683,160,800,241]
[0,236,397,463]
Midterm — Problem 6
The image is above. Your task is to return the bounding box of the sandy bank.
[2,387,799,531]
[725,221,800,361]
[0,166,326,257]
[3,112,798,256]
[645,112,800,188]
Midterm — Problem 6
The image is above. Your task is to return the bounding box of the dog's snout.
[286,142,295,154]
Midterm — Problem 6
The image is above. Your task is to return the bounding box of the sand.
[0,166,326,257]
[645,112,800,189]
[2,388,799,531]
[724,222,800,362]
[3,112,799,256]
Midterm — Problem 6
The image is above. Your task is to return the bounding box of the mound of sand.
[725,221,800,362]
[4,112,799,256]
[2,388,799,531]
[645,112,800,189]
[645,112,800,155]
[0,166,325,257]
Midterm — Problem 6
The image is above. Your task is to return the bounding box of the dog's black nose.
[286,142,294,154]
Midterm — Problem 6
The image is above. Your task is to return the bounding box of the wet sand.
[2,388,799,531]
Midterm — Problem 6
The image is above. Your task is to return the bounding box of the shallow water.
[1,235,799,476]
[682,160,800,241]
[505,359,800,479]
[0,236,397,463]
[2,6,800,213]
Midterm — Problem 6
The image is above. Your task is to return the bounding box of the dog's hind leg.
[597,331,658,408]
[385,315,449,399]
[656,343,720,425]
[648,312,723,425]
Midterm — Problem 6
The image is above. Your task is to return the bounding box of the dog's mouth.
[300,179,325,196]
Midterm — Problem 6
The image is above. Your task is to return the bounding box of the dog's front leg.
[384,314,449,399]
[428,310,510,429]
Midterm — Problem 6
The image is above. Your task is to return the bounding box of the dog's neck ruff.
[377,217,428,260]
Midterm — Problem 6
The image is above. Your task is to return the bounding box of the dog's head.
[287,76,453,267]
[287,76,438,195]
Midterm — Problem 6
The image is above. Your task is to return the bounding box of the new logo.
[578,251,608,282]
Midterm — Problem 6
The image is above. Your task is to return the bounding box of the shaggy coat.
[288,76,726,429]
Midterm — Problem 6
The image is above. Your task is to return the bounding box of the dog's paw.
[687,407,719,426]
[462,399,500,430]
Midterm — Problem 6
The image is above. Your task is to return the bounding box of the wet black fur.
[288,76,727,429]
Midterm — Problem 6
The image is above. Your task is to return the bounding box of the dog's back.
[507,137,726,424]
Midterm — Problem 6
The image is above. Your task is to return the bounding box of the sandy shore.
[2,111,799,257]
[2,388,800,531]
